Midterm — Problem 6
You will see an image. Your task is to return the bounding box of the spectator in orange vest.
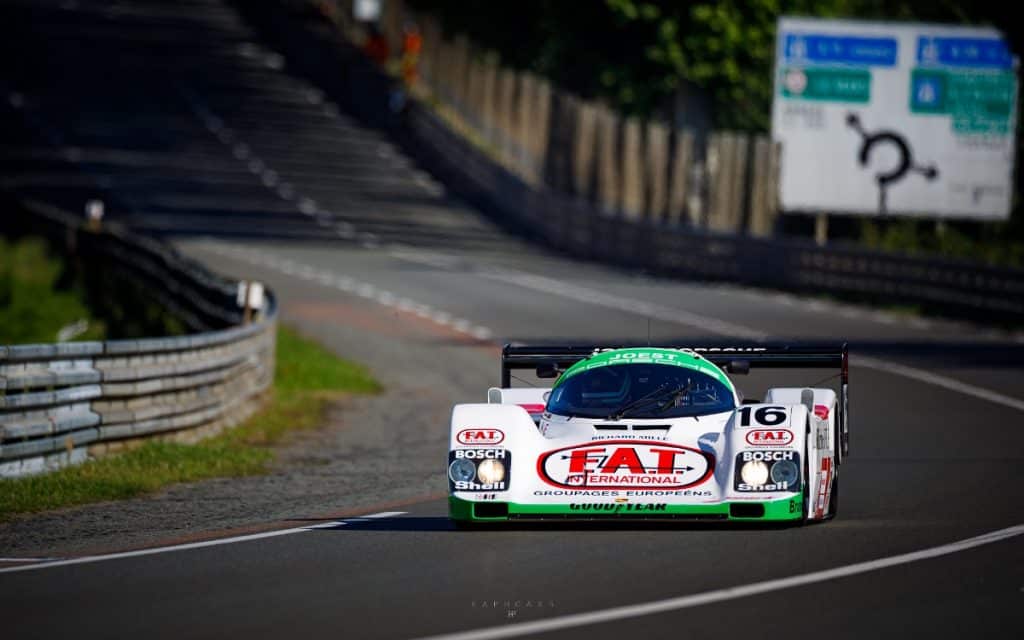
[400,21,422,86]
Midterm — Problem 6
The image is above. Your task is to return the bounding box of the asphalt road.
[2,1,1024,638]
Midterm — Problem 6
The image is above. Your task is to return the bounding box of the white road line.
[870,312,897,325]
[356,283,377,298]
[855,356,1024,412]
[412,304,433,318]
[907,317,933,330]
[480,269,767,341]
[0,557,57,562]
[431,312,452,326]
[415,524,1024,640]
[0,512,409,574]
[205,244,500,343]
[471,327,493,340]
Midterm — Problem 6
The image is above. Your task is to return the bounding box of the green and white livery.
[448,344,849,525]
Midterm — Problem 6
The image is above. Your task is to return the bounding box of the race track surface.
[1,1,1023,638]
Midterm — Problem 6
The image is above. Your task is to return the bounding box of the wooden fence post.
[452,35,470,124]
[644,121,669,222]
[480,56,498,144]
[596,105,621,215]
[728,133,750,233]
[530,77,552,186]
[419,15,443,93]
[573,100,599,200]
[515,72,537,181]
[705,133,727,231]
[667,129,694,226]
[748,135,773,237]
[543,92,577,192]
[495,69,517,168]
[621,118,644,220]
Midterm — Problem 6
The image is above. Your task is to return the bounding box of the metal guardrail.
[0,203,276,477]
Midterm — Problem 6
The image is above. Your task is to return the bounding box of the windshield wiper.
[650,381,698,419]
[643,378,700,419]
[606,383,675,421]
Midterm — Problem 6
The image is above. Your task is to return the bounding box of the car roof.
[556,347,735,392]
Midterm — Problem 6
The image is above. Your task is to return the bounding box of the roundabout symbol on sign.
[846,112,938,214]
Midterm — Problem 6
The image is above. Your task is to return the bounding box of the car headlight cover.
[740,460,769,486]
[449,458,476,483]
[770,459,799,485]
[476,458,506,484]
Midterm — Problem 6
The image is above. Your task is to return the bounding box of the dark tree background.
[406,0,1019,131]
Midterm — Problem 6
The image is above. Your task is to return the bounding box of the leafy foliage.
[0,236,105,344]
[407,0,1017,130]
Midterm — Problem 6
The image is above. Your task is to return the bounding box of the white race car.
[448,344,848,524]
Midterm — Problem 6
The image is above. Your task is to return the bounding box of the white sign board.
[353,0,382,22]
[771,17,1019,219]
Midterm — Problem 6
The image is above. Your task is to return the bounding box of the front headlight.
[477,458,506,484]
[449,458,476,483]
[770,459,799,485]
[740,460,770,486]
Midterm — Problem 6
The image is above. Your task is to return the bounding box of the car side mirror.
[725,360,750,375]
[536,363,560,378]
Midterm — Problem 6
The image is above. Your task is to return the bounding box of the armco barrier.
[0,202,276,477]
[238,2,1024,325]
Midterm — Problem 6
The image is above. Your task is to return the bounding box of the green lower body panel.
[450,495,803,522]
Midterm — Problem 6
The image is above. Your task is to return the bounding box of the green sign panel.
[780,67,871,103]
[910,68,1016,134]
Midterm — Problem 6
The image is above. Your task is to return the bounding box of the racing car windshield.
[546,363,735,419]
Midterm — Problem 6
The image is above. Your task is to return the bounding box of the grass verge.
[0,325,381,520]
[0,235,106,343]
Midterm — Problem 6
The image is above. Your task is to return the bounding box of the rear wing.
[500,343,849,457]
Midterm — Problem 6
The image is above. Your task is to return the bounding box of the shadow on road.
[300,516,804,533]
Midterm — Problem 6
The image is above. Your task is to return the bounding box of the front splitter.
[450,495,803,522]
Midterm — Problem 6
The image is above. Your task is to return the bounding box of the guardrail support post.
[815,213,829,247]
